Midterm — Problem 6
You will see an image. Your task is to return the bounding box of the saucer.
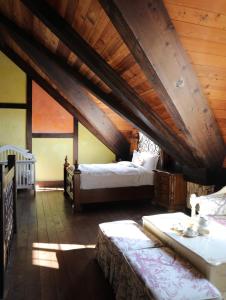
[183,228,198,238]
[183,231,198,238]
[198,227,209,235]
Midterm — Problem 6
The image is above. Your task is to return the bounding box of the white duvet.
[74,161,154,190]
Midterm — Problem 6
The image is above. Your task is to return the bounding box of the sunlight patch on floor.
[35,185,64,192]
[33,242,96,250]
[32,249,59,269]
[32,243,96,269]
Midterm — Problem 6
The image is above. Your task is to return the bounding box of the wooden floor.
[4,189,162,300]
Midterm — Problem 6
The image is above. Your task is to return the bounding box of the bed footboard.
[64,157,81,212]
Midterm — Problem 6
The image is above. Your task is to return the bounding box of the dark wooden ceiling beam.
[20,0,199,166]
[0,44,119,153]
[0,14,198,166]
[100,0,225,168]
[1,42,191,166]
[0,27,129,160]
[63,60,195,165]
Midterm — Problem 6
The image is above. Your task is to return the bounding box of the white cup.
[184,227,197,237]
[199,216,208,228]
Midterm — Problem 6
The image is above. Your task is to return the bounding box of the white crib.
[0,145,36,191]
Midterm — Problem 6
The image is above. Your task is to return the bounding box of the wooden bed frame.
[63,157,154,212]
[0,155,17,299]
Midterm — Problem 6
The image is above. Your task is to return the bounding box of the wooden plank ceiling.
[0,0,225,168]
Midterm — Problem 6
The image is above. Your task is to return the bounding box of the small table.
[143,212,226,298]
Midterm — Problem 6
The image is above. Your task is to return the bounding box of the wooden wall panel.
[164,0,226,145]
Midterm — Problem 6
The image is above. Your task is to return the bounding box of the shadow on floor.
[56,248,115,300]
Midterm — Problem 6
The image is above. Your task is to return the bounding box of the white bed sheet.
[74,161,154,190]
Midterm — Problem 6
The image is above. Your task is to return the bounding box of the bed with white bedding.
[77,161,154,189]
[63,153,158,212]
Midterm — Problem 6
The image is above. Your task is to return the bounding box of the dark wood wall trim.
[0,45,121,158]
[26,76,32,151]
[32,133,74,138]
[0,16,130,159]
[73,117,78,163]
[0,103,27,109]
[36,181,63,188]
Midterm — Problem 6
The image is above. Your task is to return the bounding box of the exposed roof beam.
[0,44,117,149]
[0,14,198,166]
[20,0,199,166]
[0,22,130,160]
[1,43,149,143]
[100,0,225,168]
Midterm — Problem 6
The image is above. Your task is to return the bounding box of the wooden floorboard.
[4,190,162,300]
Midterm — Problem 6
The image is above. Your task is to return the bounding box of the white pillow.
[199,194,226,216]
[132,151,158,170]
[132,151,144,166]
[140,153,159,171]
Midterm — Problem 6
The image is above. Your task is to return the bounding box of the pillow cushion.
[132,151,144,166]
[138,152,159,171]
[199,193,226,216]
[132,151,159,170]
[142,155,159,171]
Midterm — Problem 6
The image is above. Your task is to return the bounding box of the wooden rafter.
[0,23,130,160]
[20,0,200,167]
[0,14,199,166]
[100,0,225,168]
[0,45,118,155]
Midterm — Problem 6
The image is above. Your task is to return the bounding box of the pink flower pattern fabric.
[99,220,162,252]
[96,220,221,300]
[209,215,226,227]
[122,247,221,300]
[199,193,226,216]
[96,220,162,292]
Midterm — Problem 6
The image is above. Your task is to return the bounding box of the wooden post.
[0,164,4,299]
[64,156,70,196]
[73,117,78,163]
[26,75,32,152]
[73,160,81,212]
[8,155,17,234]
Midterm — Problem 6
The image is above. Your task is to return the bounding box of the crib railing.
[0,145,36,191]
[0,155,17,299]
[16,160,35,189]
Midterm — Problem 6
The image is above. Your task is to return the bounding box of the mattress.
[71,161,154,189]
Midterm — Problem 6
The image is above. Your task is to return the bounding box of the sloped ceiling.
[0,0,225,169]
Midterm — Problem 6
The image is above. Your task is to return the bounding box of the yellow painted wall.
[78,123,115,163]
[33,124,115,181]
[0,51,26,103]
[0,52,115,182]
[32,138,73,181]
[0,109,26,148]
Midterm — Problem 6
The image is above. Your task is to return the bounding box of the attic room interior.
[0,0,226,299]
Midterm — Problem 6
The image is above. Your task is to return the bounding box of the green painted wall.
[0,51,26,103]
[0,109,26,148]
[0,52,116,182]
[32,138,73,181]
[78,123,115,164]
[33,124,115,181]
[0,51,26,149]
